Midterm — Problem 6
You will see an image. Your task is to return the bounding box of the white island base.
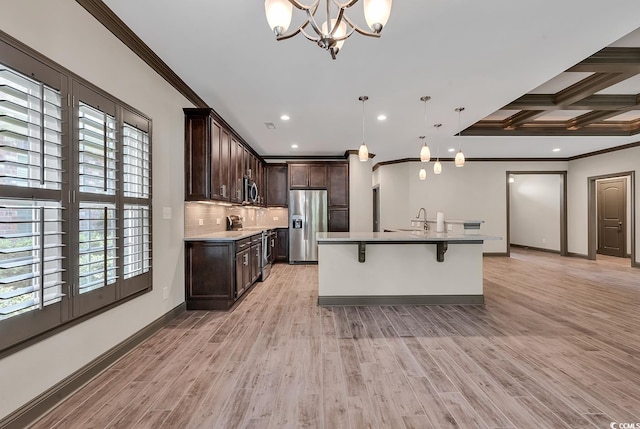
[317,232,499,306]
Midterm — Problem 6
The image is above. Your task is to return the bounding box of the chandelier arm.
[341,15,382,38]
[299,27,322,42]
[304,6,324,38]
[276,1,320,41]
[329,7,346,37]
[332,0,360,9]
[286,0,319,11]
[332,27,356,42]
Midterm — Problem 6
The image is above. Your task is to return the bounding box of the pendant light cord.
[362,98,365,144]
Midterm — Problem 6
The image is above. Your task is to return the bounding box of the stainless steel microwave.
[243,177,258,204]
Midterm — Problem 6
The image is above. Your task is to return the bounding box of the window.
[0,37,152,354]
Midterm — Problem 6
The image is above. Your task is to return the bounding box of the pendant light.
[419,168,427,180]
[358,96,369,161]
[433,123,442,174]
[454,107,465,167]
[419,96,431,162]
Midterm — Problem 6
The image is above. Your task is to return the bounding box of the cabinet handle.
[221,184,226,197]
[243,253,248,265]
[271,239,275,248]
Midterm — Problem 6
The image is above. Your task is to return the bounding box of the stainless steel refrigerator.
[289,190,327,263]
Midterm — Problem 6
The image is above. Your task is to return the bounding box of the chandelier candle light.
[264,0,392,59]
[455,107,466,167]
[358,96,369,161]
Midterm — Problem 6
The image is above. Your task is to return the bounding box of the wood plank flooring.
[31,249,640,428]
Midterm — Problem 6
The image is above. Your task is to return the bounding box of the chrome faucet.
[416,208,428,231]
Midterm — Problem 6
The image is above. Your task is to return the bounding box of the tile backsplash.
[184,202,288,237]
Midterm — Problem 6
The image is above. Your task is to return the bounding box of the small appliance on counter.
[227,215,243,231]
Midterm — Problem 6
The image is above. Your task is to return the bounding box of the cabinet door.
[244,248,252,290]
[309,164,327,188]
[276,228,289,262]
[210,121,222,199]
[328,208,349,232]
[185,242,233,300]
[184,114,210,200]
[235,140,244,201]
[289,164,309,188]
[267,164,288,207]
[229,137,238,203]
[219,128,231,200]
[235,249,244,298]
[328,163,349,206]
[243,147,251,178]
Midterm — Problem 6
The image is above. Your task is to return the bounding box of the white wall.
[568,146,639,264]
[377,161,567,253]
[0,0,191,419]
[349,154,373,232]
[510,174,562,251]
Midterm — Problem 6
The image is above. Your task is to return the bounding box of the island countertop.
[316,231,501,243]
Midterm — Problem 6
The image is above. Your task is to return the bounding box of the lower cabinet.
[328,208,349,232]
[185,233,262,310]
[275,228,289,262]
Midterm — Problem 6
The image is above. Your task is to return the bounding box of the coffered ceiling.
[101,0,640,162]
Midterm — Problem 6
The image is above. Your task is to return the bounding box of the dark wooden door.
[289,164,309,188]
[597,177,627,257]
[219,128,230,200]
[328,163,348,206]
[275,228,289,262]
[210,121,222,199]
[309,164,327,188]
[266,164,288,206]
[184,114,210,200]
[328,208,349,232]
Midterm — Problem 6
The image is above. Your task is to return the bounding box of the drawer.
[251,234,262,244]
[236,238,251,252]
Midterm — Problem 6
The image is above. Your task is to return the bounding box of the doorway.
[596,177,627,257]
[588,171,636,266]
[372,186,380,232]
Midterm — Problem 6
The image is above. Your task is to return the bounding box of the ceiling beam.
[568,47,640,73]
[554,72,637,106]
[505,94,638,110]
[565,109,635,130]
[464,121,640,136]
[502,110,547,129]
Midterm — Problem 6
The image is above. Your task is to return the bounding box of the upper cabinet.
[289,163,327,189]
[328,163,349,207]
[266,164,288,207]
[184,108,265,205]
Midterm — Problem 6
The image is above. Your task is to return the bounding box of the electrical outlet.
[542,238,546,244]
[273,216,278,221]
[198,219,204,226]
[162,207,172,220]
[162,287,169,301]
[216,218,221,225]
[447,224,453,231]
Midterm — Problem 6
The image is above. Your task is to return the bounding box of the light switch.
[198,219,204,226]
[216,218,221,225]
[162,207,172,220]
[273,216,279,221]
[447,224,453,231]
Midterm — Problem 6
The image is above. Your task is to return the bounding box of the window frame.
[0,30,153,356]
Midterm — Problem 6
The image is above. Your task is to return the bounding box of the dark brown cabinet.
[275,228,289,262]
[266,164,288,207]
[328,208,349,232]
[289,163,327,189]
[184,108,265,204]
[184,113,210,200]
[186,233,263,310]
[328,163,349,207]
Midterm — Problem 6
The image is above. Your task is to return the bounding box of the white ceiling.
[103,0,640,162]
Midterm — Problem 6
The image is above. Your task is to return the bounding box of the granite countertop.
[317,231,501,243]
[184,226,287,242]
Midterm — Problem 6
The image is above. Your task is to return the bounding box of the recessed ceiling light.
[291,144,298,149]
[280,115,290,121]
[377,114,387,121]
[553,148,561,152]
[448,148,455,153]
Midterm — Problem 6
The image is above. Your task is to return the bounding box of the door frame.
[506,171,568,257]
[588,171,636,267]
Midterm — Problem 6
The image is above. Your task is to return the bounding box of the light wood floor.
[32,249,640,429]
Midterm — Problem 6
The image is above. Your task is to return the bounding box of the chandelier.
[264,0,393,59]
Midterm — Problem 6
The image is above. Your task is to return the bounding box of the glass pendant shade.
[419,168,427,181]
[455,150,465,167]
[265,0,293,36]
[433,160,442,175]
[420,144,431,162]
[322,19,348,51]
[358,143,369,161]
[364,0,392,32]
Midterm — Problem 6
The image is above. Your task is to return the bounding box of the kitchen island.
[316,231,500,306]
